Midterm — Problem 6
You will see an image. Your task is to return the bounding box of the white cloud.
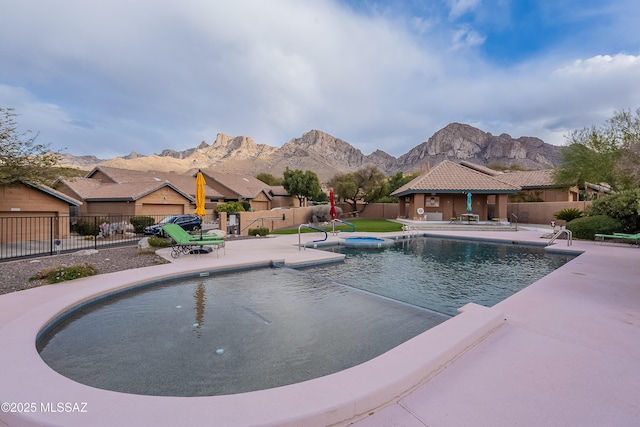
[450,25,487,50]
[446,0,482,19]
[1,0,639,160]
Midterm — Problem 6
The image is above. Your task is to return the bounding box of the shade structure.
[194,171,206,217]
[466,192,472,212]
[329,188,337,219]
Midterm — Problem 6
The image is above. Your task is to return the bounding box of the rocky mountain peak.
[59,123,562,182]
[397,122,559,170]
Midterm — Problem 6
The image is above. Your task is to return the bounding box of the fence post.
[50,217,54,256]
[94,216,98,250]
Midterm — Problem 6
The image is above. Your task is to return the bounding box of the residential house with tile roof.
[55,166,224,216]
[391,160,521,221]
[57,177,198,216]
[199,169,297,211]
[56,166,295,217]
[0,181,82,242]
[494,170,579,202]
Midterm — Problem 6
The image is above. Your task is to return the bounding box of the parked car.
[144,214,202,237]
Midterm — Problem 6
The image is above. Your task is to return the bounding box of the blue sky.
[1,0,639,159]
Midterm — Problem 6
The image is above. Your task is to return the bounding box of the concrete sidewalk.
[354,229,640,426]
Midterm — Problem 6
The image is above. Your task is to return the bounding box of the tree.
[554,108,640,192]
[255,172,283,186]
[553,126,620,194]
[609,108,640,189]
[282,168,321,207]
[328,165,387,213]
[214,201,245,214]
[0,108,66,185]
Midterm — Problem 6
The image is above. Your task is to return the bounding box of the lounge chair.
[162,223,225,242]
[594,232,640,246]
[161,224,225,258]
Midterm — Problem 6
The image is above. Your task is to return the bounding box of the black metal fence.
[0,214,188,261]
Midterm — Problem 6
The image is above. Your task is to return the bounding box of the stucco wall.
[0,183,72,242]
[507,201,592,225]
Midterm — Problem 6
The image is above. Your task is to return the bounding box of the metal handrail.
[298,223,328,250]
[402,224,418,236]
[331,219,356,234]
[240,215,286,233]
[548,229,573,246]
[511,213,519,231]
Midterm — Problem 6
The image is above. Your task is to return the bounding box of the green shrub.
[215,201,246,214]
[147,236,171,247]
[586,189,640,233]
[130,216,155,233]
[30,263,99,284]
[554,208,583,222]
[74,219,100,236]
[248,227,270,237]
[566,215,623,240]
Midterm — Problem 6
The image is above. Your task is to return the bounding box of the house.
[493,169,579,202]
[56,166,294,216]
[391,161,521,221]
[56,166,225,216]
[199,169,291,211]
[56,177,196,216]
[0,181,81,242]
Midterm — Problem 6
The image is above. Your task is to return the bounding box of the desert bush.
[130,216,155,233]
[248,227,270,237]
[566,215,622,240]
[585,189,640,233]
[74,219,101,236]
[147,236,171,247]
[215,201,246,214]
[553,208,583,222]
[30,263,99,284]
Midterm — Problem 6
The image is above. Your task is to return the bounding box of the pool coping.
[1,229,637,426]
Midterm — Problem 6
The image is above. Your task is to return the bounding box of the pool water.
[342,236,395,248]
[312,237,576,316]
[37,267,448,397]
[37,236,576,397]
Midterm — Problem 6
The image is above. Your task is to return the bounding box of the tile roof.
[200,169,273,200]
[86,166,224,199]
[494,170,556,188]
[60,177,193,202]
[391,160,521,196]
[459,161,501,176]
[269,185,290,196]
[26,182,82,206]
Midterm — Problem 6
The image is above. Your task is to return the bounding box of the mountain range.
[59,122,562,182]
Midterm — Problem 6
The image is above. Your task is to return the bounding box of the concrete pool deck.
[0,226,638,426]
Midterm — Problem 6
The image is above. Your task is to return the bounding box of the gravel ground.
[0,246,168,295]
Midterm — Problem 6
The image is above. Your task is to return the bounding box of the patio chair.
[161,224,225,258]
[162,224,225,242]
[594,232,640,246]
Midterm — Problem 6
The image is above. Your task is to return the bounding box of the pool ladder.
[402,224,418,236]
[298,224,328,250]
[548,229,573,246]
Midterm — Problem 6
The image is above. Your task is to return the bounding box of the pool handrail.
[331,219,356,234]
[298,223,328,250]
[548,228,573,246]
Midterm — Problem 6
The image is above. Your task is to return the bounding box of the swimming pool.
[310,236,575,316]
[37,267,448,397]
[341,236,395,248]
[36,236,575,397]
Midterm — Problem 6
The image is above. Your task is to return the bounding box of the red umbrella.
[329,188,337,220]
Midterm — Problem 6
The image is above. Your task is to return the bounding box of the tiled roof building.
[392,161,521,221]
